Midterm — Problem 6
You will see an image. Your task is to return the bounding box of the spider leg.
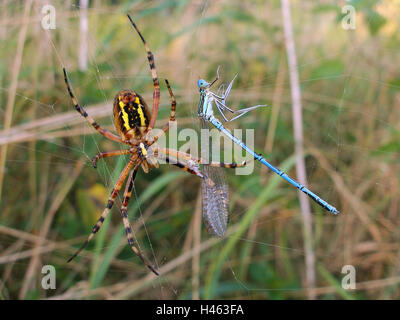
[92,149,132,168]
[127,15,160,130]
[149,79,176,146]
[165,157,215,194]
[67,157,137,263]
[157,148,247,168]
[162,155,228,214]
[162,155,202,177]
[160,79,177,131]
[63,68,128,145]
[120,168,159,276]
[165,79,176,123]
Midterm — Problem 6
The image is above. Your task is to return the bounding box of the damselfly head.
[197,79,209,89]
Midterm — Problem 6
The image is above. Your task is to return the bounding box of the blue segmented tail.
[208,116,339,215]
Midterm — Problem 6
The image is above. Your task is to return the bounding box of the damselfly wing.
[200,119,230,237]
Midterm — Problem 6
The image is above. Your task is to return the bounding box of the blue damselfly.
[197,69,339,215]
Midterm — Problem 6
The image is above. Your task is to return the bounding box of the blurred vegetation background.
[1,0,400,300]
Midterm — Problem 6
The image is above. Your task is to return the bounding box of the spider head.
[118,90,137,104]
[197,79,209,90]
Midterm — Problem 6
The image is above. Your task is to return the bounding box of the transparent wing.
[201,165,229,237]
[200,119,230,237]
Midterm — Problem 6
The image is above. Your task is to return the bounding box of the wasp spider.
[63,15,245,275]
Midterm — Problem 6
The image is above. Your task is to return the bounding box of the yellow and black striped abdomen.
[113,90,151,140]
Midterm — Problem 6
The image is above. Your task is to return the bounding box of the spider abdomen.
[113,90,151,140]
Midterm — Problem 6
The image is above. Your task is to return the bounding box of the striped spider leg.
[127,14,160,131]
[63,68,130,145]
[156,147,247,236]
[153,152,230,234]
[120,165,159,275]
[155,148,246,169]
